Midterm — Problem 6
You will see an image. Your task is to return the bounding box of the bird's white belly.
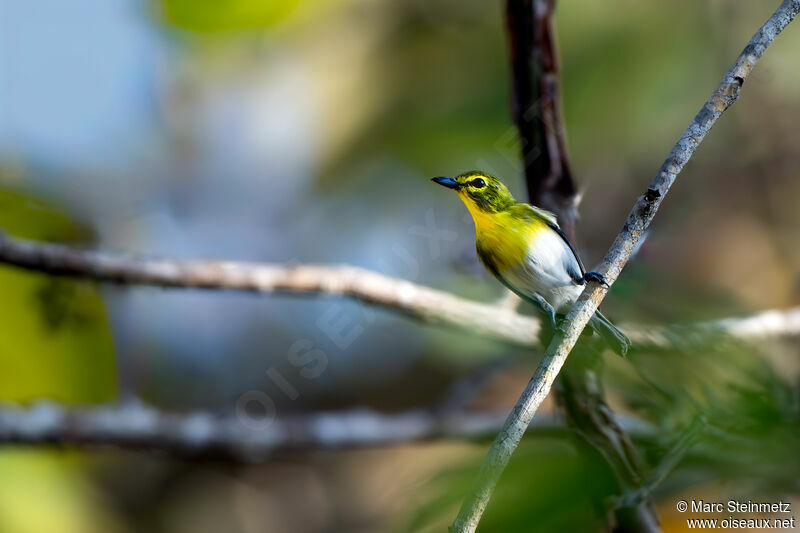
[499,229,583,312]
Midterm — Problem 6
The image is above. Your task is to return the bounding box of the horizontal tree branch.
[0,232,540,347]
[0,401,650,461]
[450,2,800,531]
[625,306,800,348]
[0,233,798,352]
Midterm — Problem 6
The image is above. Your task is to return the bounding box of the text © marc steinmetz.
[691,500,791,514]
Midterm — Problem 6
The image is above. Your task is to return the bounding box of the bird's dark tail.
[589,310,630,357]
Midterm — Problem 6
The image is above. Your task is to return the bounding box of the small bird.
[433,171,630,356]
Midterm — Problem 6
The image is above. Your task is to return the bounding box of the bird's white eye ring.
[471,178,486,188]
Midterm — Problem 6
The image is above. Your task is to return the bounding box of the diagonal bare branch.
[449,2,800,531]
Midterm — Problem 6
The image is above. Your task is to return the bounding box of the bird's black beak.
[432,176,461,190]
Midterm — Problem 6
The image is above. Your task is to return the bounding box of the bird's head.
[432,171,516,214]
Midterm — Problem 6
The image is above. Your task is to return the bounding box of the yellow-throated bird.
[433,171,630,356]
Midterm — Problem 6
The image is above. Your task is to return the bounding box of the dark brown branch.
[506,0,577,236]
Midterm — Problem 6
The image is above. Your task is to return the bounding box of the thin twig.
[449,2,800,531]
[622,417,706,508]
[0,233,798,351]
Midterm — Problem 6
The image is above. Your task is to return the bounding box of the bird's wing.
[520,203,586,282]
[528,205,558,225]
[545,221,586,280]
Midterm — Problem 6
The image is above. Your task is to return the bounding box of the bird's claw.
[584,271,610,288]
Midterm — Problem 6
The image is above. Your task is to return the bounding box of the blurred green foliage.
[0,189,116,403]
[410,435,618,532]
[409,336,799,532]
[0,451,123,533]
[155,0,303,33]
[0,188,118,533]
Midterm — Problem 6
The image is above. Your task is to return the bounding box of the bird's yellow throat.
[457,192,542,270]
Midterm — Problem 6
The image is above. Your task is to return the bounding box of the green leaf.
[156,0,302,33]
[0,189,116,403]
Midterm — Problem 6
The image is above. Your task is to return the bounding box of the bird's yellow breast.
[466,205,546,272]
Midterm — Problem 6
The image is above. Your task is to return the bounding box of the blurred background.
[0,0,798,531]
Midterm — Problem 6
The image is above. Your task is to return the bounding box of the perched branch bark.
[449,2,800,531]
[0,401,650,461]
[0,233,798,351]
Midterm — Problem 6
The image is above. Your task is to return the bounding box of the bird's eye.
[471,178,487,188]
